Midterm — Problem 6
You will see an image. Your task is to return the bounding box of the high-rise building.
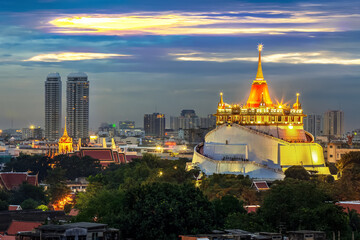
[323,110,344,138]
[303,114,323,138]
[45,73,61,140]
[170,109,200,130]
[66,72,89,139]
[144,113,165,137]
[119,121,135,129]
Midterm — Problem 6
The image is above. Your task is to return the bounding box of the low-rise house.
[287,230,325,240]
[16,222,119,240]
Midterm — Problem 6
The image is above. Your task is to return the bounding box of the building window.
[329,145,333,148]
[330,154,333,158]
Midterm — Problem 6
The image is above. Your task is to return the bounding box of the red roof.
[0,235,15,240]
[337,202,360,214]
[8,205,21,211]
[81,149,113,161]
[69,208,79,216]
[6,221,42,235]
[126,155,137,163]
[0,173,38,191]
[252,181,269,191]
[245,205,260,213]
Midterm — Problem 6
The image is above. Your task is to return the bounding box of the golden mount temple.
[191,45,330,180]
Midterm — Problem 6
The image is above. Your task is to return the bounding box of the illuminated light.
[112,123,116,128]
[174,166,178,170]
[24,52,131,62]
[90,135,98,140]
[278,105,282,109]
[29,125,35,129]
[288,124,294,129]
[257,44,263,52]
[355,132,358,136]
[257,121,261,123]
[156,146,162,151]
[158,171,163,177]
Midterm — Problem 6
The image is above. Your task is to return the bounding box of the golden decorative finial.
[293,93,302,109]
[256,44,264,81]
[219,92,224,105]
[63,117,68,137]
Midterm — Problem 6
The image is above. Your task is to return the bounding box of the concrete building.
[327,141,360,163]
[66,72,89,139]
[303,114,323,138]
[22,126,44,140]
[323,110,344,138]
[45,73,62,141]
[144,113,165,137]
[119,121,135,129]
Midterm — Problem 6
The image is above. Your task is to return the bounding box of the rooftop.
[67,72,88,79]
[46,73,60,79]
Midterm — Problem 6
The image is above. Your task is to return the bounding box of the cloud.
[171,51,360,65]
[23,52,131,62]
[45,10,353,36]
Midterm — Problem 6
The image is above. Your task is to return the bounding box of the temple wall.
[193,149,284,180]
[198,124,330,176]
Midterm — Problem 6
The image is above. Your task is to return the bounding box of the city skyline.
[0,0,359,131]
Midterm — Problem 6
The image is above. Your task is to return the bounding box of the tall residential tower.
[45,73,62,141]
[66,72,89,139]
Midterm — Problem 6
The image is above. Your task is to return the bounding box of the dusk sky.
[0,0,359,131]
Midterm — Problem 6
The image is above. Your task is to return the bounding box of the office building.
[119,121,135,129]
[66,72,89,139]
[45,73,61,140]
[323,110,344,138]
[303,114,323,138]
[144,113,165,137]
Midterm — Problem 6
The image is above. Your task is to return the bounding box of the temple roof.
[59,118,72,144]
[246,44,274,108]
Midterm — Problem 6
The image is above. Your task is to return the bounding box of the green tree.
[259,179,348,233]
[3,154,52,181]
[45,168,71,203]
[54,155,102,180]
[213,195,246,228]
[21,198,39,209]
[284,166,310,180]
[10,183,48,205]
[123,183,215,240]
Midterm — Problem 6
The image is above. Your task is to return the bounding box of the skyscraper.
[303,114,323,138]
[144,113,165,137]
[66,72,89,139]
[45,73,61,140]
[323,110,344,138]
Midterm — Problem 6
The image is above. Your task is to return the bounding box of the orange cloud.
[24,52,131,62]
[47,11,346,36]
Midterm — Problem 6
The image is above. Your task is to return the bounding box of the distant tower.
[45,73,62,141]
[66,72,89,139]
[144,113,165,137]
[323,110,344,138]
[58,118,73,154]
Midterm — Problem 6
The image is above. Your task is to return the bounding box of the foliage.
[258,179,348,233]
[45,168,71,203]
[0,200,9,211]
[336,152,360,176]
[213,195,246,228]
[225,212,270,232]
[284,166,310,180]
[36,204,49,211]
[53,155,102,180]
[87,154,196,191]
[3,154,52,181]
[10,183,48,205]
[75,182,215,240]
[21,198,39,209]
[200,174,258,204]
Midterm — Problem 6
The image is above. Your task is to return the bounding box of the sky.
[0,0,359,131]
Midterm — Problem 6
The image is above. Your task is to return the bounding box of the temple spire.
[256,44,264,81]
[63,117,68,137]
[293,93,302,109]
[219,92,224,105]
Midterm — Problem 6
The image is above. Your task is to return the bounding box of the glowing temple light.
[257,44,263,52]
[288,124,294,129]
